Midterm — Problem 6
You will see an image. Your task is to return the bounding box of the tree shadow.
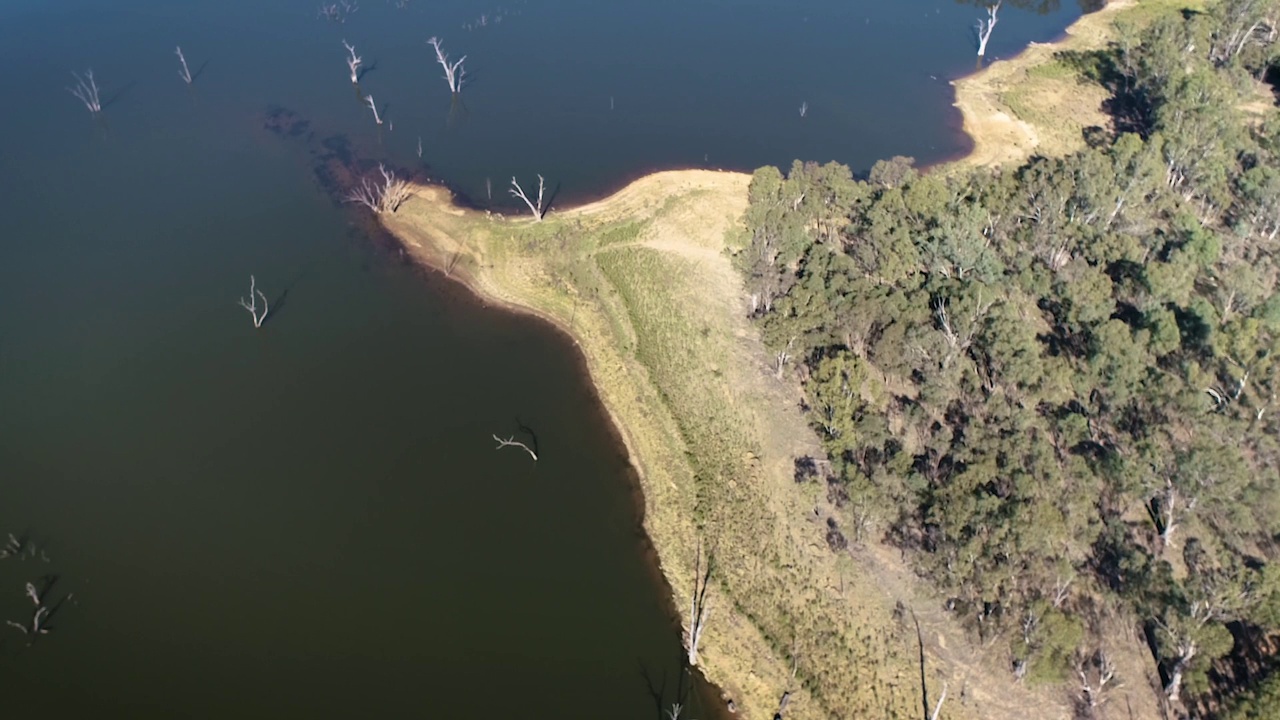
[639,648,693,720]
[263,271,305,326]
[101,80,137,109]
[514,417,540,459]
[446,94,469,128]
[191,59,211,83]
[357,58,378,81]
[544,180,564,218]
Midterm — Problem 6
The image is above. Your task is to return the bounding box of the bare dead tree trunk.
[344,163,412,214]
[416,136,423,160]
[342,40,362,83]
[686,542,713,667]
[976,1,1001,57]
[509,175,548,220]
[237,275,269,328]
[363,94,383,125]
[31,606,48,635]
[492,434,538,461]
[25,582,40,606]
[175,46,193,84]
[929,684,948,720]
[427,37,466,94]
[1076,649,1119,711]
[68,69,102,114]
[1165,641,1197,704]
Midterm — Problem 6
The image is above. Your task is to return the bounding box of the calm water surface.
[0,0,1086,716]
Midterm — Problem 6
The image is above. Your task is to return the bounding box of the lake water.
[0,0,1087,716]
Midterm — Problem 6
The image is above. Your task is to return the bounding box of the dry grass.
[379,171,1101,720]
[950,0,1200,171]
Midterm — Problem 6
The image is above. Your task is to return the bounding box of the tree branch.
[493,434,538,461]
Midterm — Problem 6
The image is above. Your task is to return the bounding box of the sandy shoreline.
[950,0,1132,168]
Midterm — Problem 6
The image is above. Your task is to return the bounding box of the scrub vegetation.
[743,0,1280,716]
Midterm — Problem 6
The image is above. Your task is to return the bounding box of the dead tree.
[493,434,538,461]
[175,46,193,84]
[363,94,383,125]
[0,533,22,559]
[975,1,1001,57]
[509,175,547,221]
[25,582,40,606]
[68,70,102,114]
[342,40,362,83]
[344,163,412,214]
[1076,649,1120,712]
[686,542,713,667]
[238,275,269,328]
[427,37,466,94]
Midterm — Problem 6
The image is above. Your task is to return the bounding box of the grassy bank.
[381,170,1092,719]
[951,0,1198,169]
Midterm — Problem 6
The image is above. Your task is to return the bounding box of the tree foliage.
[739,1,1280,712]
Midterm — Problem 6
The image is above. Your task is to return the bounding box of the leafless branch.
[509,175,547,221]
[344,163,412,214]
[686,541,713,667]
[175,46,193,84]
[25,582,40,606]
[5,620,26,635]
[427,36,467,94]
[342,39,362,83]
[929,683,947,720]
[492,434,538,461]
[68,69,102,114]
[32,606,48,635]
[237,275,269,328]
[363,94,383,125]
[975,1,1001,57]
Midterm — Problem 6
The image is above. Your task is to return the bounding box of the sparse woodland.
[739,1,1280,715]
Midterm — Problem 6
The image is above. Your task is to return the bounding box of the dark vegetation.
[739,1,1280,716]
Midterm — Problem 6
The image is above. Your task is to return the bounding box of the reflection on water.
[0,0,1086,716]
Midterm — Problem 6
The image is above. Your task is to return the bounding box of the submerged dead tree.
[509,175,548,221]
[427,36,466,94]
[493,434,538,461]
[342,40,362,83]
[363,94,383,125]
[975,0,1001,57]
[686,542,713,667]
[344,163,412,214]
[68,70,102,114]
[237,275,269,328]
[175,46,193,84]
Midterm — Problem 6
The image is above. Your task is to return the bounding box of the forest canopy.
[739,0,1280,715]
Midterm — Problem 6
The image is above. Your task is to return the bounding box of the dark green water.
[0,0,1088,716]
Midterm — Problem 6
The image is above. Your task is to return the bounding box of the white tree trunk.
[175,46,193,84]
[237,275,269,328]
[343,40,362,83]
[509,175,547,220]
[428,37,466,94]
[976,1,1001,57]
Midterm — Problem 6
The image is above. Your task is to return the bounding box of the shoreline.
[949,0,1135,168]
[369,5,1144,716]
